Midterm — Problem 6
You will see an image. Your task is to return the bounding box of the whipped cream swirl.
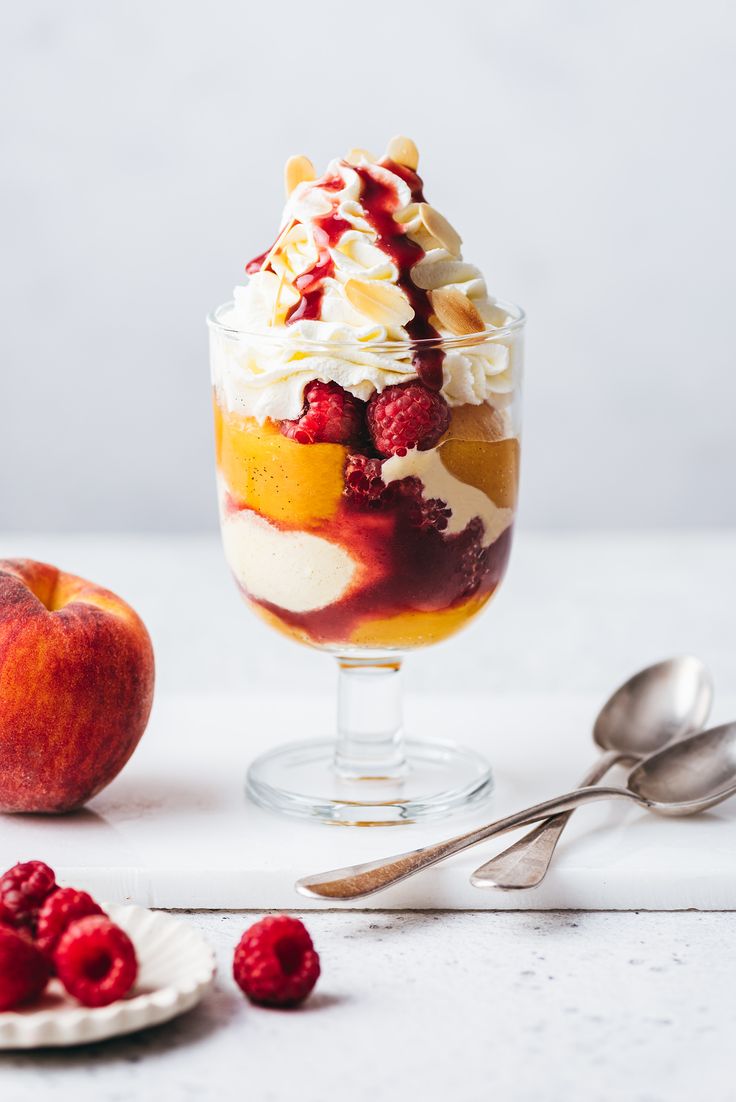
[211,149,519,422]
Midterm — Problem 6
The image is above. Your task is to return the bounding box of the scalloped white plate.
[0,904,216,1048]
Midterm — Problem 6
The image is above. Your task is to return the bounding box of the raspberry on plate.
[36,888,105,958]
[0,861,57,931]
[0,925,51,1010]
[55,915,138,1008]
[366,381,450,457]
[233,915,320,1008]
[281,380,365,445]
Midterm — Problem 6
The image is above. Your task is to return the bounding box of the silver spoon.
[295,721,736,902]
[471,656,713,890]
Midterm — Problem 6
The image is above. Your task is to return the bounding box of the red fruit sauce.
[228,481,513,648]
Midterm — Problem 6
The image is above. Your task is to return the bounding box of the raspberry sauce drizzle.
[245,244,273,276]
[353,161,444,391]
[283,214,351,324]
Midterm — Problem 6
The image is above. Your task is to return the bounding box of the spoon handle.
[470,749,624,890]
[295,784,641,901]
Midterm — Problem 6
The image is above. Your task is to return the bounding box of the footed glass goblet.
[208,307,524,824]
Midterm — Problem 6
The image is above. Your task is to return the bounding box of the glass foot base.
[246,738,493,825]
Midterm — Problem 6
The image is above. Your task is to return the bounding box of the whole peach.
[0,559,154,812]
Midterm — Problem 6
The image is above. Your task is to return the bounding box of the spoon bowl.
[629,722,736,814]
[593,655,713,757]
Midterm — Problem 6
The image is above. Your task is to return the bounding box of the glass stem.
[333,657,407,780]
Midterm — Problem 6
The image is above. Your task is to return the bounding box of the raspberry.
[233,915,320,1008]
[398,477,452,532]
[0,925,51,1010]
[456,518,490,596]
[0,861,57,931]
[411,496,452,532]
[344,454,388,504]
[55,916,138,1007]
[281,381,365,445]
[36,888,105,958]
[367,381,450,457]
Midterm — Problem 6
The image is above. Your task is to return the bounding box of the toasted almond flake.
[411,257,478,290]
[345,147,376,165]
[419,204,462,257]
[429,288,485,335]
[386,135,419,171]
[284,154,316,196]
[344,279,415,327]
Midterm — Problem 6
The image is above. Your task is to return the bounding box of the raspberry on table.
[367,381,450,457]
[0,925,51,1010]
[0,861,57,931]
[54,915,138,1008]
[36,888,105,958]
[233,915,320,1008]
[281,381,365,445]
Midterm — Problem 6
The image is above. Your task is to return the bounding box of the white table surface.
[1,530,735,1099]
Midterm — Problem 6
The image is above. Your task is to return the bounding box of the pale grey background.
[1,0,734,532]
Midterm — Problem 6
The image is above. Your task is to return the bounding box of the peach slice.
[214,402,347,527]
[440,437,520,511]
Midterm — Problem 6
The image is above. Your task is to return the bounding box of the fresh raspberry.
[456,518,490,596]
[411,495,452,532]
[36,888,105,958]
[0,925,51,1010]
[344,454,388,504]
[0,861,57,931]
[367,381,450,457]
[281,381,365,445]
[233,915,320,1008]
[398,477,452,532]
[54,916,138,1008]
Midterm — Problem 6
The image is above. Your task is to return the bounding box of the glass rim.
[206,296,525,352]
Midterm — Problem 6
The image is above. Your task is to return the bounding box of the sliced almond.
[344,279,414,327]
[284,154,316,196]
[386,135,419,171]
[411,257,478,290]
[429,288,485,335]
[345,147,376,165]
[419,204,462,257]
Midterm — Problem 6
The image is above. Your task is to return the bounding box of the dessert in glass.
[208,137,524,824]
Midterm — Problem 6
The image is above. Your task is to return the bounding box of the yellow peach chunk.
[350,596,489,650]
[439,438,520,510]
[214,402,347,527]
